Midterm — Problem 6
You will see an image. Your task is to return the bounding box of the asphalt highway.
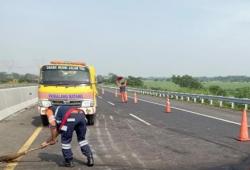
[1,88,250,170]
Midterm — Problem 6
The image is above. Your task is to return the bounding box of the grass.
[203,81,250,90]
[143,80,208,94]
[143,80,250,95]
[143,80,250,110]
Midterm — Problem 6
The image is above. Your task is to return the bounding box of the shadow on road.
[31,116,42,127]
[202,154,250,170]
[38,152,62,166]
[38,152,85,167]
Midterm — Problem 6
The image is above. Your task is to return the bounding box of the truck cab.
[38,61,97,125]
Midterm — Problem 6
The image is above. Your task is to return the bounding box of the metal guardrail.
[102,85,250,110]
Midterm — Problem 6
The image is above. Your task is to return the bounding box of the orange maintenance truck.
[38,61,97,126]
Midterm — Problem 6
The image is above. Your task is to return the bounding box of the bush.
[172,75,203,89]
[234,87,250,98]
[127,76,144,87]
[208,85,227,96]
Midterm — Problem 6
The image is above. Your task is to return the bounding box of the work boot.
[64,159,74,167]
[87,156,94,167]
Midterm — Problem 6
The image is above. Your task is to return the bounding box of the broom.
[0,144,49,163]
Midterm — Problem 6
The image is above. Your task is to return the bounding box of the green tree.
[96,75,105,83]
[0,72,9,83]
[172,75,203,89]
[127,76,143,87]
[103,73,117,84]
[208,85,227,96]
[234,87,250,98]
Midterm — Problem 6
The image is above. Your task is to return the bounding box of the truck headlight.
[39,100,52,107]
[81,100,94,107]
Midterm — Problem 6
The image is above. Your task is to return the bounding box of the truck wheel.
[40,115,49,126]
[87,115,95,125]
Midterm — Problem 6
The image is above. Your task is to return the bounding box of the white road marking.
[98,96,103,99]
[110,115,114,120]
[126,120,135,131]
[131,152,146,168]
[107,101,115,106]
[129,114,151,126]
[95,120,112,170]
[103,115,132,166]
[138,98,241,126]
[105,90,241,126]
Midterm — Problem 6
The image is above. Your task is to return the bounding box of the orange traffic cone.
[238,110,250,141]
[165,97,171,113]
[134,92,138,103]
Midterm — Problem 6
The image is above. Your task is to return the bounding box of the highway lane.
[100,89,250,169]
[0,89,250,169]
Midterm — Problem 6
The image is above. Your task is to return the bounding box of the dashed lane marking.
[105,90,241,126]
[138,98,241,126]
[129,114,151,126]
[107,101,115,106]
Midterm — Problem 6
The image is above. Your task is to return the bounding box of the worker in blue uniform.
[41,105,94,167]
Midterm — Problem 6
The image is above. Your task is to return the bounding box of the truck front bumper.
[38,106,96,115]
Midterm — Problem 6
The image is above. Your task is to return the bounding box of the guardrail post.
[122,87,250,111]
[231,102,235,109]
[219,101,223,107]
[210,100,213,105]
[245,104,248,110]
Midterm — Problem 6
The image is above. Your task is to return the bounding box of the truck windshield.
[40,65,90,85]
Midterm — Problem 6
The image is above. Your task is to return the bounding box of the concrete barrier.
[0,86,38,121]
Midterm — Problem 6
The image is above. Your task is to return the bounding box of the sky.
[1,0,250,77]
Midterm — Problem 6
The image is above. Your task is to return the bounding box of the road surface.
[1,88,250,170]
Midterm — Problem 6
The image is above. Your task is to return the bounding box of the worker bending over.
[41,105,94,167]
